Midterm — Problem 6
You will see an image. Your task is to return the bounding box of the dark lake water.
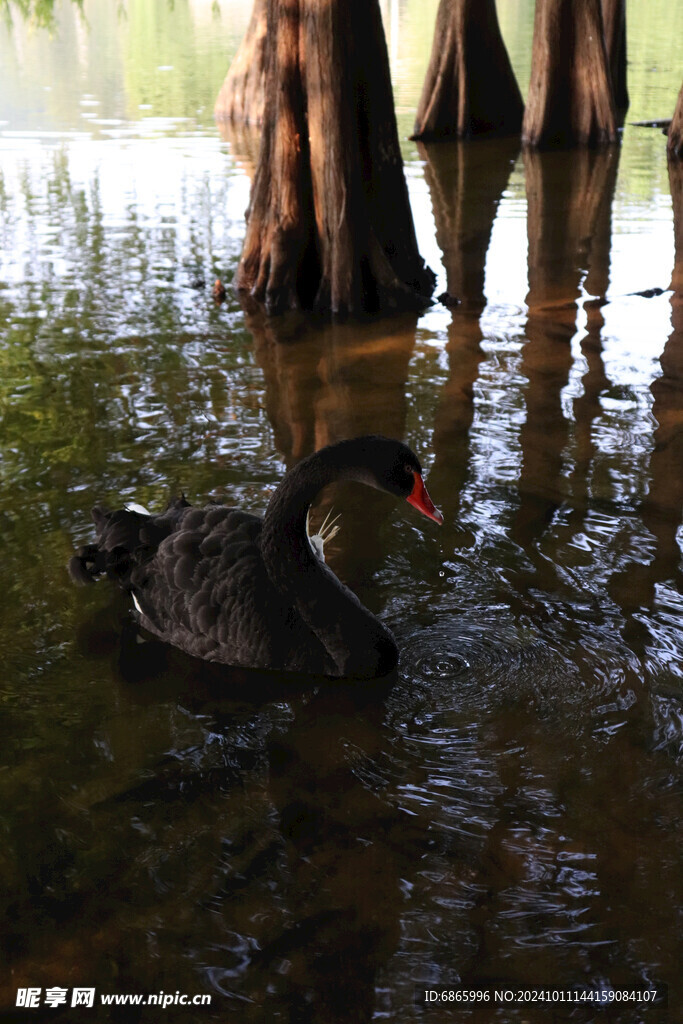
[1,1,682,1021]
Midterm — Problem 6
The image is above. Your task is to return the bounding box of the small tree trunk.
[412,0,523,141]
[668,80,683,159]
[237,0,435,317]
[522,0,617,147]
[214,0,267,125]
[601,0,628,113]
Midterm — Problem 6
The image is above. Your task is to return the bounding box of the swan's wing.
[129,505,281,664]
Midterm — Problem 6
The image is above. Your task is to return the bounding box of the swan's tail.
[69,497,191,586]
[68,542,108,584]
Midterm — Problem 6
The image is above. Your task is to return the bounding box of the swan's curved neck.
[260,449,397,678]
[261,452,331,585]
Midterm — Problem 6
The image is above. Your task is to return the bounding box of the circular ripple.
[397,611,555,712]
[414,649,471,681]
[392,604,646,735]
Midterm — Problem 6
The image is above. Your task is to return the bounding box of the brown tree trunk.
[237,0,435,317]
[214,0,267,125]
[601,0,628,113]
[522,0,618,147]
[668,80,683,158]
[412,0,523,141]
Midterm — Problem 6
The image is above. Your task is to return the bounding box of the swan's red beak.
[407,471,443,525]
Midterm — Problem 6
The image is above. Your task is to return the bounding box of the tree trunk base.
[237,0,435,318]
[411,0,523,142]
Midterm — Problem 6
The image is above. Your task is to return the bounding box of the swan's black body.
[70,436,441,679]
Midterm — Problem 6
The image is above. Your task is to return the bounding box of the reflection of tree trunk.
[565,147,616,504]
[249,312,416,461]
[214,0,267,125]
[248,311,417,588]
[601,0,628,114]
[412,0,523,141]
[425,140,517,522]
[429,314,485,521]
[237,0,434,317]
[643,161,683,558]
[264,692,410,1023]
[419,137,520,306]
[514,148,619,547]
[522,0,617,147]
[525,147,619,315]
[214,121,262,180]
[608,163,683,611]
[667,81,683,158]
[563,149,615,564]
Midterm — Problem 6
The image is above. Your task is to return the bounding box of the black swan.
[70,436,442,679]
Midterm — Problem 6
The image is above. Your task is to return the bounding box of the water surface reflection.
[1,5,682,1021]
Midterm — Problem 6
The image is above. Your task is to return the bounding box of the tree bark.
[237,0,435,317]
[601,0,628,113]
[522,0,618,147]
[214,0,267,125]
[412,0,523,141]
[668,80,683,159]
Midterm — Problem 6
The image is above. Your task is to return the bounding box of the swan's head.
[350,436,444,526]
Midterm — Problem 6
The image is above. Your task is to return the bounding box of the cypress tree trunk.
[522,0,617,147]
[214,0,267,125]
[412,0,523,141]
[601,0,628,113]
[668,80,683,159]
[237,0,435,317]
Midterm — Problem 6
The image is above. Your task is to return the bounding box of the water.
[1,1,682,1020]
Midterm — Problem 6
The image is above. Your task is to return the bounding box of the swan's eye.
[404,463,415,478]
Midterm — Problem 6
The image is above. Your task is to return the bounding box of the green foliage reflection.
[0,0,84,31]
